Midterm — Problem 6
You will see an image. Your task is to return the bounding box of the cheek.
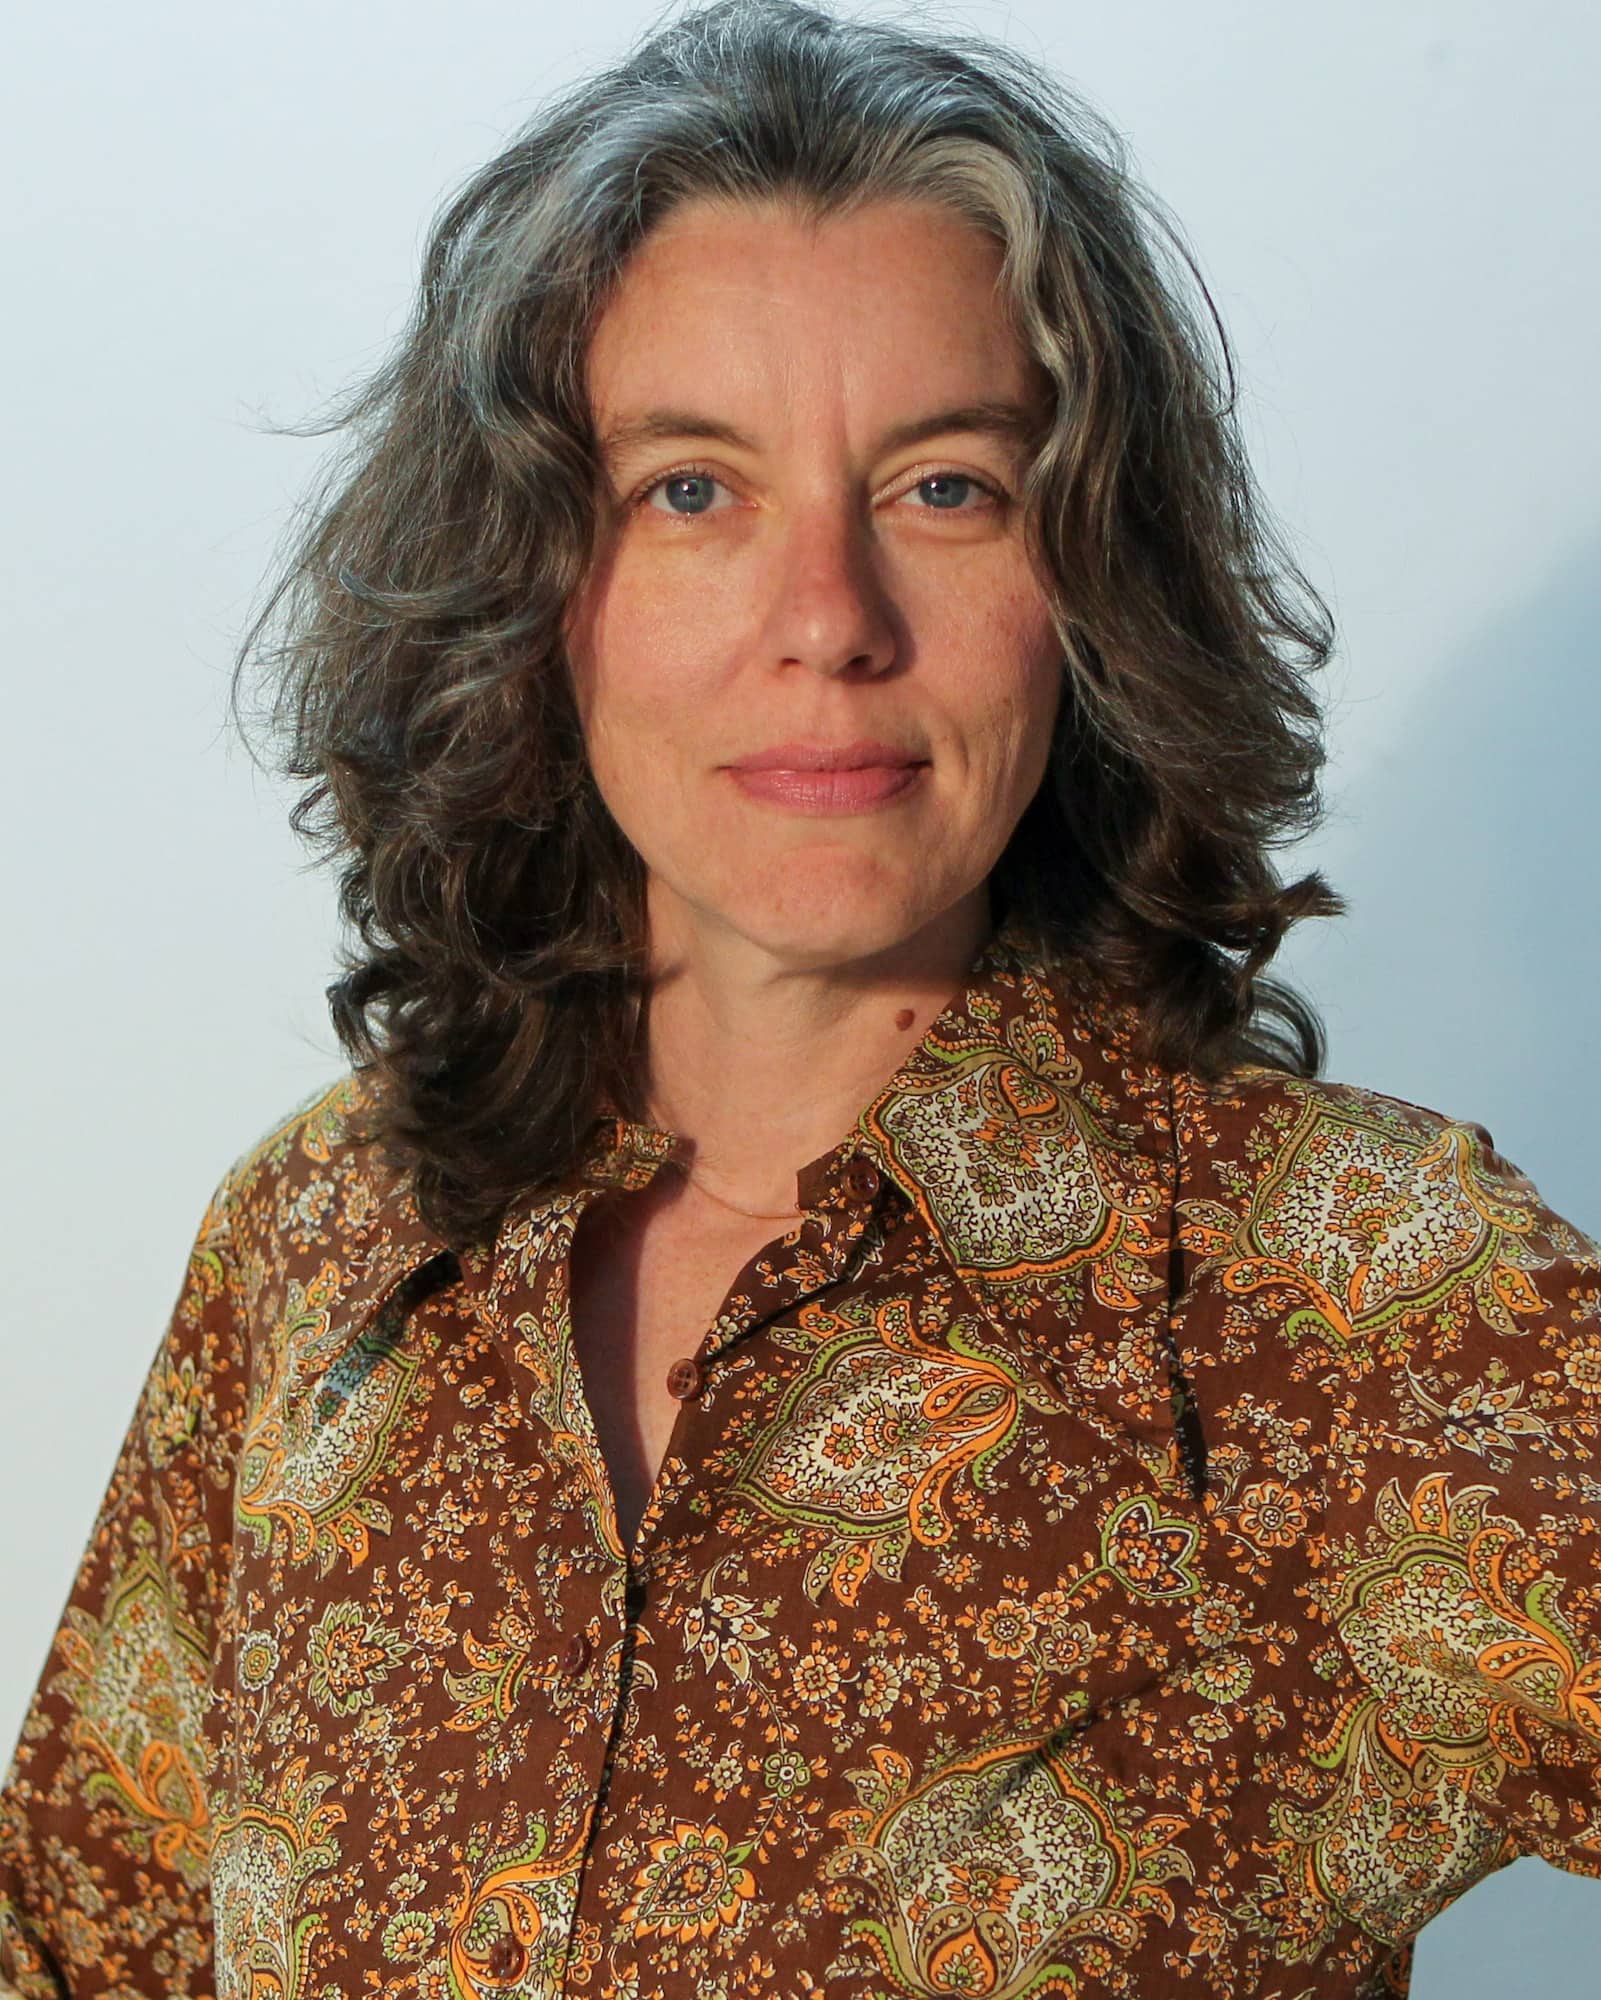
[572,581,720,769]
[999,591,1064,740]
[943,602,1062,782]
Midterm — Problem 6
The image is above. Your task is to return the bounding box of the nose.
[758,499,900,680]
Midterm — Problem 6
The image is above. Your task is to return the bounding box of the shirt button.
[843,1155,882,1202]
[559,1630,591,1675]
[666,1355,703,1399]
[486,1934,525,1981]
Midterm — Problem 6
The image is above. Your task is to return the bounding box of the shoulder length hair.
[237,0,1345,1247]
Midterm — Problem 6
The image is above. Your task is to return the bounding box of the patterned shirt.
[4,918,1600,2000]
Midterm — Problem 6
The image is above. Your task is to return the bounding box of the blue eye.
[650,471,722,515]
[915,473,982,511]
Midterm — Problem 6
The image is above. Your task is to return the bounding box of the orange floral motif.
[1557,1330,1601,1399]
[622,1820,759,1943]
[306,1600,409,1715]
[1235,1480,1310,1550]
[974,1597,1037,1660]
[55,1554,213,1885]
[946,1860,1027,1913]
[443,1624,533,1733]
[1100,1493,1203,1600]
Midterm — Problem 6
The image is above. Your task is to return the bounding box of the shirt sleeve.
[0,1172,246,1997]
[1307,1118,1601,1878]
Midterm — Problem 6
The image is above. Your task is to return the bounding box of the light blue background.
[3,2,1596,1990]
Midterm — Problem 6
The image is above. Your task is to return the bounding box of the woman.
[3,1,1597,1995]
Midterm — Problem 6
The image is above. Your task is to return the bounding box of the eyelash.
[626,462,1009,515]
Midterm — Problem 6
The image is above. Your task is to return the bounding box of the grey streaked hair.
[236,0,1343,1246]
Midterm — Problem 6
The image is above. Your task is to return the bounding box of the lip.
[727,762,928,814]
[727,739,924,773]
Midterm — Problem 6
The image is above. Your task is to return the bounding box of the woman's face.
[565,193,1064,969]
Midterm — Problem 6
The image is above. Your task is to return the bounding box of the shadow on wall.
[1278,534,1601,1233]
[1274,536,1601,1999]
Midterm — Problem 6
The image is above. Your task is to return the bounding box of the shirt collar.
[348,915,1178,1337]
[544,918,1176,1304]
[852,915,1177,1303]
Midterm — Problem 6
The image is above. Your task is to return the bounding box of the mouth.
[725,759,929,816]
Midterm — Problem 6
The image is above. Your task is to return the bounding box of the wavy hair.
[236,0,1345,1247]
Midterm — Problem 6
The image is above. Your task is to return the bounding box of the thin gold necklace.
[680,1168,802,1224]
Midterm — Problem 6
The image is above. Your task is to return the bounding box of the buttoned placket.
[548,1145,904,1989]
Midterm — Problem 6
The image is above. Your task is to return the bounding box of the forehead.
[585,194,1039,423]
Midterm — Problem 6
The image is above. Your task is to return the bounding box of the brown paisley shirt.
[4,918,1600,2000]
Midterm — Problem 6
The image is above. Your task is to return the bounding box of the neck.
[639,889,992,1215]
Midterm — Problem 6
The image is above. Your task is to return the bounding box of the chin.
[710,883,969,970]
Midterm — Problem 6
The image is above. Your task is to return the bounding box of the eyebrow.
[597,399,1042,463]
